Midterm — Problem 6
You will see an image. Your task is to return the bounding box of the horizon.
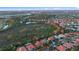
[0,7,79,11]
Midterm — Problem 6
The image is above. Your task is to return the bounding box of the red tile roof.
[35,41,42,47]
[25,44,36,51]
[75,39,79,43]
[16,46,27,51]
[63,43,73,49]
[40,40,45,45]
[59,34,66,37]
[48,36,54,41]
[40,39,48,44]
[56,45,65,51]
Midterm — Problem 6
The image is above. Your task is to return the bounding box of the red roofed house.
[48,36,54,41]
[72,41,78,46]
[63,43,73,49]
[72,39,79,46]
[56,45,66,51]
[16,46,27,51]
[75,39,79,43]
[40,39,48,45]
[59,34,66,38]
[40,40,45,45]
[25,43,36,51]
[35,41,42,47]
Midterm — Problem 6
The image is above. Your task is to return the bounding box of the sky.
[0,0,79,11]
[0,7,79,11]
[0,0,79,7]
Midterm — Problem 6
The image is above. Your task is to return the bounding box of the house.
[35,41,42,47]
[63,43,73,49]
[16,46,27,51]
[56,45,66,51]
[25,43,36,51]
[48,36,55,41]
[72,41,78,46]
[57,34,66,39]
[75,39,79,43]
[40,39,47,45]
